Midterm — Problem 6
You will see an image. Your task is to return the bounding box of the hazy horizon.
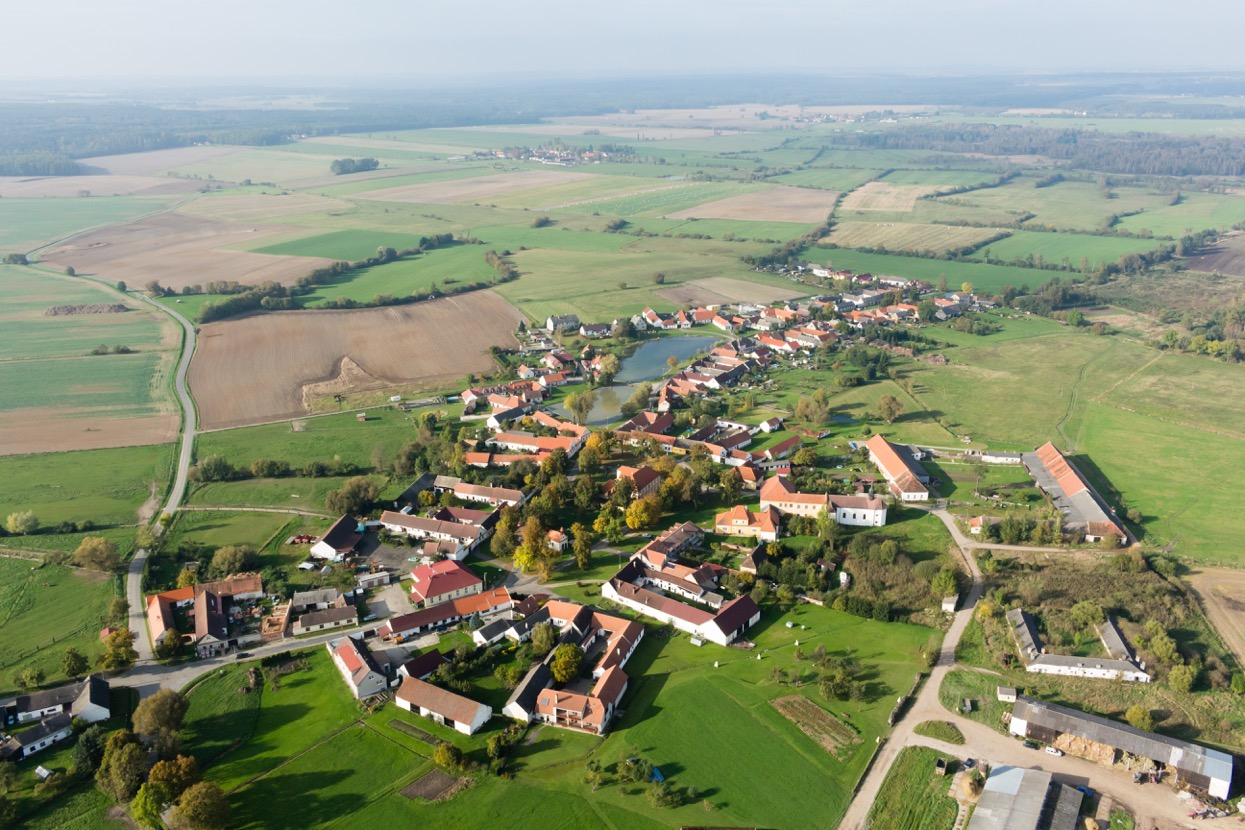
[6,0,1245,84]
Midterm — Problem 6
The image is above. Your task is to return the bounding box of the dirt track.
[188,291,521,429]
[40,213,332,290]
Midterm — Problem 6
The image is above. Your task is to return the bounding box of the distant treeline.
[833,124,1245,177]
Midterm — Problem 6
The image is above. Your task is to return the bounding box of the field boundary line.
[225,719,361,793]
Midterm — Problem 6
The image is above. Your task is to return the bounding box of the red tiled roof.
[409,560,483,603]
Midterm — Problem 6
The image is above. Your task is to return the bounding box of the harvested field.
[1187,567,1245,669]
[353,170,594,204]
[771,695,859,758]
[665,185,836,223]
[827,221,1002,254]
[400,769,469,801]
[656,276,805,307]
[79,146,248,176]
[39,213,333,290]
[188,291,520,429]
[840,181,939,212]
[178,192,352,223]
[1186,232,1245,277]
[0,175,200,198]
[0,411,178,456]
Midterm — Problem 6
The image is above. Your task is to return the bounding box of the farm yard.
[187,291,520,429]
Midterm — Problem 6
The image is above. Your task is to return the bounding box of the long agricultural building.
[1006,608,1150,682]
[1009,695,1232,799]
[864,435,930,501]
[1023,442,1125,544]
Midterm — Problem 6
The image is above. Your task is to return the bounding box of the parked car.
[1045,746,1063,756]
[1023,740,1039,750]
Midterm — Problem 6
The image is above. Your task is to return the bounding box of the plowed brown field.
[40,213,331,290]
[1187,232,1245,277]
[189,291,521,429]
[665,185,837,223]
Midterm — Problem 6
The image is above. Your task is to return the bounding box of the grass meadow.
[971,230,1166,268]
[0,195,181,251]
[0,443,174,527]
[0,557,118,694]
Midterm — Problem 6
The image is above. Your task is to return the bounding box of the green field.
[0,195,181,252]
[253,228,430,260]
[178,602,931,830]
[972,230,1166,268]
[1115,190,1245,237]
[771,168,886,191]
[296,245,499,306]
[186,475,387,512]
[0,352,167,415]
[0,557,117,694]
[933,178,1173,232]
[866,746,960,830]
[0,444,175,527]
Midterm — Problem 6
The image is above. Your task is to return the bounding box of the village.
[0,276,1222,830]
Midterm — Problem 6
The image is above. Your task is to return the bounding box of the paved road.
[121,291,198,662]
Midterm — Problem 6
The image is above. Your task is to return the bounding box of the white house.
[328,636,391,699]
[2,675,110,726]
[310,515,363,561]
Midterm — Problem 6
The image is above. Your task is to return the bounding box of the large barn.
[1009,696,1232,799]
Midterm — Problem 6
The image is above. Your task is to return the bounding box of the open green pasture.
[186,475,387,512]
[881,169,999,188]
[495,243,762,322]
[166,510,294,553]
[1115,190,1245,237]
[295,245,499,306]
[0,195,180,251]
[11,783,122,830]
[771,167,886,191]
[803,247,1049,293]
[164,147,357,184]
[972,230,1166,268]
[253,228,430,260]
[0,443,174,527]
[196,406,439,472]
[0,267,169,360]
[0,557,116,694]
[308,164,500,197]
[936,178,1171,232]
[555,181,754,217]
[0,352,167,416]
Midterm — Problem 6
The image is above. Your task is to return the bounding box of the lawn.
[865,746,960,830]
[0,557,117,694]
[970,230,1166,269]
[913,720,966,745]
[0,443,175,527]
[0,194,181,251]
[195,405,444,473]
[938,670,1013,732]
[11,782,123,830]
[185,475,388,512]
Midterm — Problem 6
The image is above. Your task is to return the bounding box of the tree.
[917,299,938,322]
[173,781,230,830]
[625,495,660,531]
[1168,663,1196,694]
[486,734,507,760]
[961,281,974,295]
[564,389,597,425]
[147,754,200,803]
[63,646,89,678]
[877,394,904,425]
[99,628,138,672]
[73,536,120,571]
[1069,601,1105,629]
[135,524,160,552]
[5,510,38,535]
[550,643,585,683]
[324,476,379,515]
[930,568,958,598]
[718,467,742,503]
[134,689,191,758]
[210,544,256,576]
[596,353,621,384]
[530,621,558,657]
[97,732,146,801]
[513,515,547,573]
[176,568,198,589]
[131,784,163,829]
[0,761,17,794]
[490,509,519,558]
[1124,705,1153,732]
[195,456,235,482]
[651,271,666,284]
[72,724,108,773]
[570,522,593,569]
[432,742,463,771]
[15,666,45,690]
[775,584,796,605]
[750,582,769,606]
[155,629,181,660]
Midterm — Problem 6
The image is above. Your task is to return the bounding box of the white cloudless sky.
[4,0,1244,83]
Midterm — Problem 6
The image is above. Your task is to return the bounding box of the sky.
[4,0,1244,84]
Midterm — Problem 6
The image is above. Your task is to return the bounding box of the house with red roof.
[865,435,930,501]
[409,560,483,607]
[714,504,780,542]
[328,636,391,699]
[759,475,887,527]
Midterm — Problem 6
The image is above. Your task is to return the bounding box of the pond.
[554,335,718,426]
